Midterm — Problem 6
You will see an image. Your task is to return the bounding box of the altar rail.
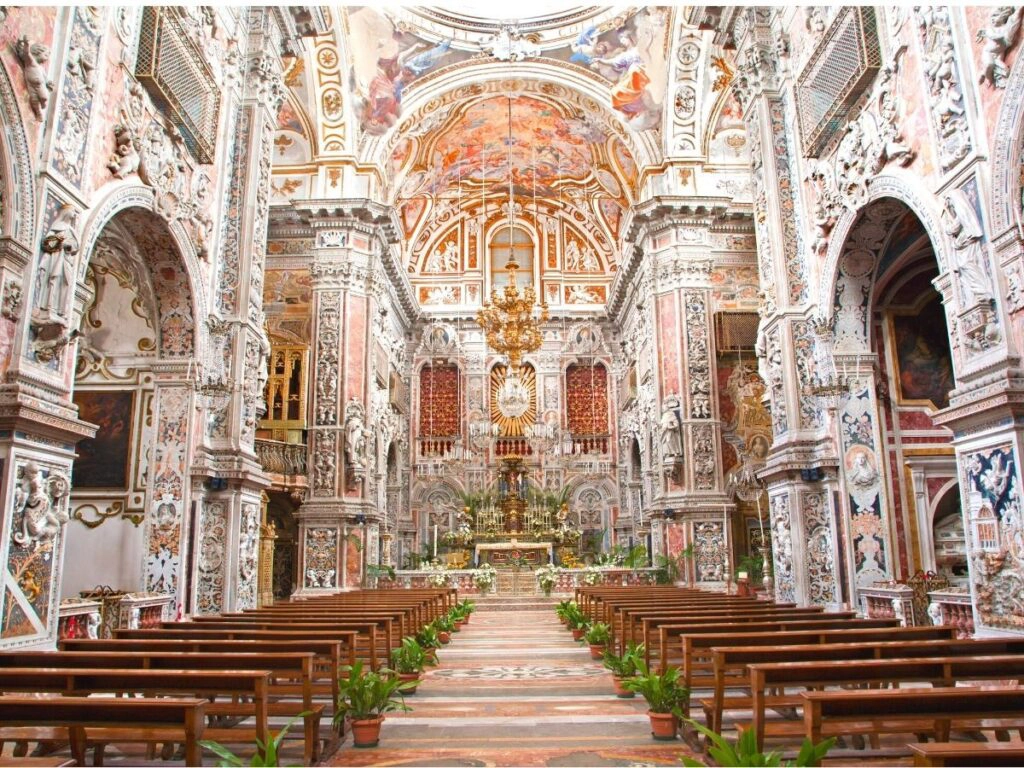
[70,590,174,639]
[927,587,975,638]
[373,567,661,593]
[860,584,916,626]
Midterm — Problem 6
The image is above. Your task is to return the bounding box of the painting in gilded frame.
[72,390,134,489]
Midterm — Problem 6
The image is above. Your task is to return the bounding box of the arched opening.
[63,207,197,606]
[827,197,957,598]
[489,225,535,293]
[931,487,968,585]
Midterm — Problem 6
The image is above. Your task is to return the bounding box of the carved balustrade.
[77,589,174,638]
[927,587,975,638]
[860,583,916,626]
[255,439,308,476]
[57,598,103,640]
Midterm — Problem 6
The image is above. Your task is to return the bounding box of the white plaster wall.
[60,518,145,598]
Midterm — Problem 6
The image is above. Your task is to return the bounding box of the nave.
[2,583,1024,767]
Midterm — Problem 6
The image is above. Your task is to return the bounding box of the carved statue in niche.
[977,7,1023,89]
[12,461,71,549]
[942,189,993,307]
[35,204,79,321]
[660,396,683,459]
[344,399,371,475]
[15,37,53,120]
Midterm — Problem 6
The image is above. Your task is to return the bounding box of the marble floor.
[326,604,699,767]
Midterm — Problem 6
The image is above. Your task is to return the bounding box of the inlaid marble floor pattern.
[326,606,699,767]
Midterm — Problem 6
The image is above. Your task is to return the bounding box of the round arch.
[819,172,953,329]
[0,59,35,244]
[77,185,208,360]
[988,46,1024,238]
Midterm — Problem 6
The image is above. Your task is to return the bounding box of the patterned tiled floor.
[326,608,699,767]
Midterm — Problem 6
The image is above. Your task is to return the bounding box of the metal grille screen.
[796,7,881,158]
[715,312,759,351]
[136,8,220,163]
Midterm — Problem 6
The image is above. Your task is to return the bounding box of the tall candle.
[433,524,438,559]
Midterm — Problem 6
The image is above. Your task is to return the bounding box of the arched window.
[489,225,534,292]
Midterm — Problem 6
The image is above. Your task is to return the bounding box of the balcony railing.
[255,439,307,476]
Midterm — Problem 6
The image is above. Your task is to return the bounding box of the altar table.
[475,541,553,567]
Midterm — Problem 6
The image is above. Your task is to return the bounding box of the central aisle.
[329,603,698,767]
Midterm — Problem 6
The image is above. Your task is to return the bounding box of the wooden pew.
[172,618,388,667]
[749,656,1024,751]
[702,635,1024,733]
[0,651,326,764]
[679,625,957,686]
[0,668,271,756]
[60,637,349,707]
[909,742,1024,766]
[660,617,902,673]
[801,688,1024,764]
[115,627,370,667]
[0,697,206,767]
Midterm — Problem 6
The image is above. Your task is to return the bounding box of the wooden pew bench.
[0,667,271,762]
[679,625,957,687]
[700,636,1024,734]
[909,742,1024,766]
[0,696,206,766]
[801,687,1024,764]
[739,656,1024,751]
[658,616,898,673]
[0,651,327,764]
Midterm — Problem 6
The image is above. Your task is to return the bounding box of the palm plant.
[621,659,690,713]
[390,637,428,675]
[679,720,834,767]
[601,642,645,677]
[334,660,413,726]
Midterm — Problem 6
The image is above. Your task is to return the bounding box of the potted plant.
[434,615,455,644]
[334,660,414,748]
[555,599,575,625]
[622,660,690,741]
[390,637,429,694]
[457,599,476,624]
[584,621,611,659]
[602,642,645,698]
[679,719,835,767]
[563,603,590,640]
[415,624,442,663]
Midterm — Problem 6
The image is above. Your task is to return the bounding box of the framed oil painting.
[892,297,955,409]
[72,390,134,489]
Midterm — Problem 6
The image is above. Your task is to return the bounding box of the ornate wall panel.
[801,490,838,605]
[693,520,727,581]
[769,492,796,602]
[195,500,226,614]
[304,526,338,589]
[50,8,103,188]
[566,363,608,436]
[235,502,259,610]
[420,364,460,437]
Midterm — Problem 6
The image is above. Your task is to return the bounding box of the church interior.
[1,4,1024,766]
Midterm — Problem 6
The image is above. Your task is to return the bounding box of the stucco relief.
[769,492,795,602]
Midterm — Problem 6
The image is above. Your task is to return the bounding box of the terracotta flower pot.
[648,711,678,741]
[398,672,419,695]
[438,630,451,644]
[351,715,384,748]
[453,621,462,632]
[588,643,605,660]
[612,675,635,698]
[426,647,438,663]
[571,628,585,641]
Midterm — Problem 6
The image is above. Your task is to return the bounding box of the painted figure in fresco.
[569,26,608,65]
[591,30,652,128]
[942,189,993,307]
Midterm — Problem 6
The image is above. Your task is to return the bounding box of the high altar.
[465,456,565,567]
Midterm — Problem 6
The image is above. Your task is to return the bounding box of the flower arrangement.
[472,563,496,593]
[581,565,603,586]
[535,563,559,595]
[422,561,451,587]
[441,523,473,549]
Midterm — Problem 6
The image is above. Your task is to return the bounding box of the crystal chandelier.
[475,93,549,391]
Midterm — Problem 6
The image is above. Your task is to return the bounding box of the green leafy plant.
[621,543,649,570]
[200,712,309,767]
[555,599,575,621]
[621,659,689,713]
[366,564,396,585]
[602,642,645,677]
[584,621,611,646]
[735,553,766,583]
[414,624,441,650]
[678,719,835,767]
[653,553,682,584]
[454,599,475,618]
[334,660,413,728]
[435,614,456,633]
[390,637,428,674]
[562,602,590,630]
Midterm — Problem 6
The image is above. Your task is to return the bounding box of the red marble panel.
[657,294,679,396]
[345,294,366,401]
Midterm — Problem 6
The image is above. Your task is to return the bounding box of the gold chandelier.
[475,93,549,375]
